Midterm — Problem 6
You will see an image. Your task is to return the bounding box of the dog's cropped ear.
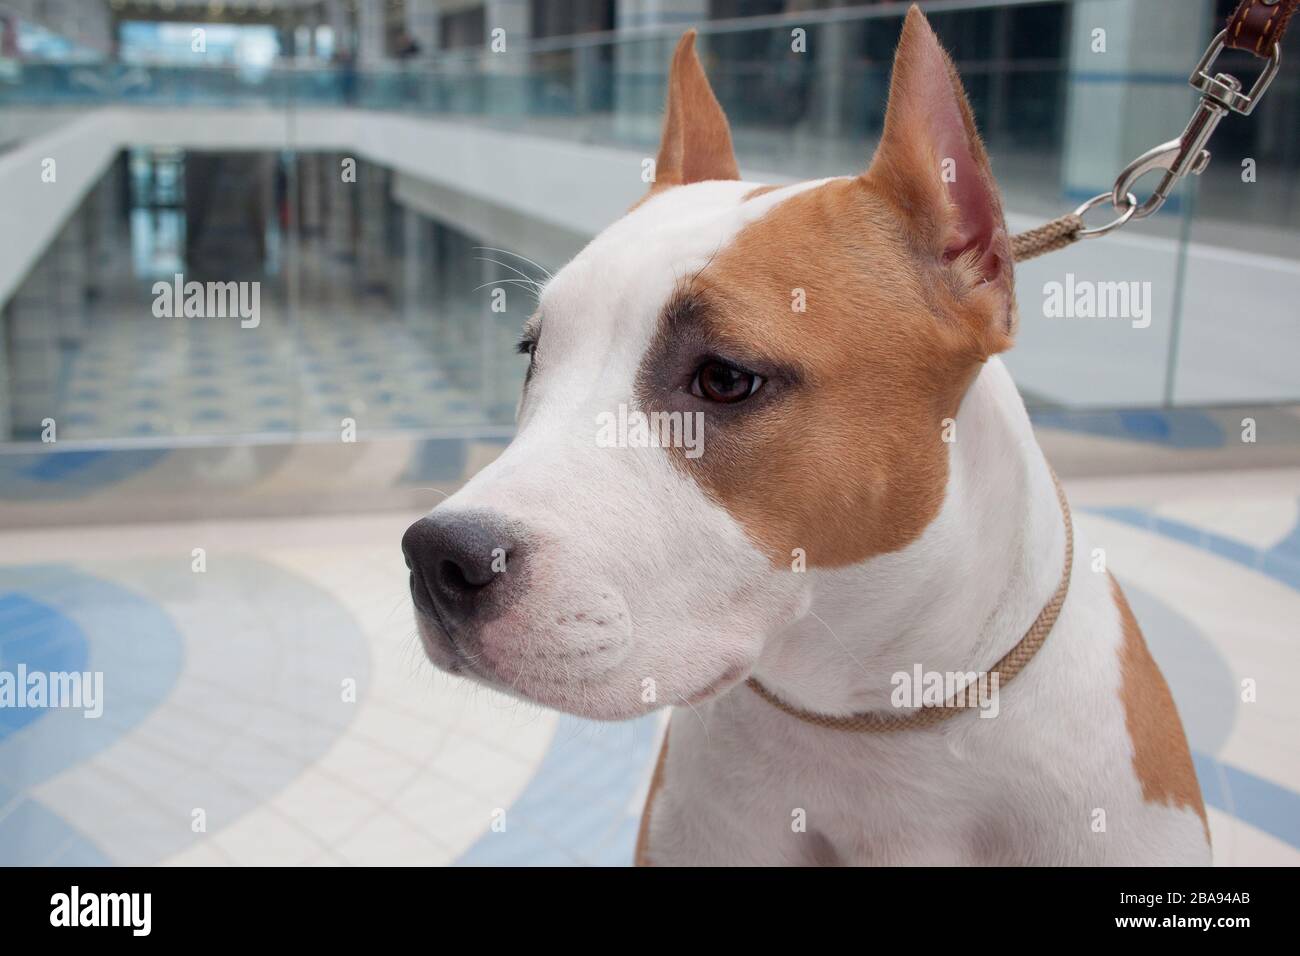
[865,6,1015,352]
[652,31,740,190]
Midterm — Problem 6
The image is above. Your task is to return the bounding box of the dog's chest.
[664,697,1032,865]
[649,561,1210,866]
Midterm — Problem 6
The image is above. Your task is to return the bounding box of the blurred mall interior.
[0,0,1297,866]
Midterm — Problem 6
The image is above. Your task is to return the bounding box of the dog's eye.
[517,336,539,387]
[691,360,762,404]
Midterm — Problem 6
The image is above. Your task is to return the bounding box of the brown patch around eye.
[636,178,985,569]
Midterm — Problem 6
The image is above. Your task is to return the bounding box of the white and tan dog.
[402,7,1209,866]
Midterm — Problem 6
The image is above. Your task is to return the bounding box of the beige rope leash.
[746,469,1073,733]
[1010,214,1085,262]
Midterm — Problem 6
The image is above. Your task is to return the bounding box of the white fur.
[427,180,1210,864]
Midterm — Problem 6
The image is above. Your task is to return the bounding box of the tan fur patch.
[643,177,986,567]
[634,730,670,866]
[1111,575,1209,844]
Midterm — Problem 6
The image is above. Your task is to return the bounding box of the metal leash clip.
[1016,1,1292,257]
[1104,28,1283,224]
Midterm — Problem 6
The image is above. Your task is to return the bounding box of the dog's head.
[403,7,1015,719]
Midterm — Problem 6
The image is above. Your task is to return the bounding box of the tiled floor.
[1,469,1297,866]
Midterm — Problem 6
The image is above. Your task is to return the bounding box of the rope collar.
[746,469,1073,733]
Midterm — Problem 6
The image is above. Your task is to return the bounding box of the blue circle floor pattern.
[0,557,370,865]
[0,568,183,865]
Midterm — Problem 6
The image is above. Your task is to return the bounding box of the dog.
[402,6,1210,866]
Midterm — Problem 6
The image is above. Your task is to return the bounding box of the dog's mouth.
[414,614,465,675]
[410,574,475,677]
[409,568,756,718]
[414,613,750,720]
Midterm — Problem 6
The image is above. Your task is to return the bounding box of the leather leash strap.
[1226,0,1298,55]
[1011,0,1295,262]
[746,470,1073,733]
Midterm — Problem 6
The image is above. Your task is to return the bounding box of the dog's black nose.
[403,512,517,623]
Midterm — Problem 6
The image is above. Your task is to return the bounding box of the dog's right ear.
[864,6,1015,354]
[652,31,740,190]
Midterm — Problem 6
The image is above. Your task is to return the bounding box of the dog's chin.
[415,615,752,720]
[477,664,751,721]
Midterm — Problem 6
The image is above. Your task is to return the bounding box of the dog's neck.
[749,357,1067,717]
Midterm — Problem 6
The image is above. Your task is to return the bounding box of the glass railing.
[1,0,1296,453]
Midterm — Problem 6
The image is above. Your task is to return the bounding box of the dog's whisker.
[472,264,546,300]
[806,609,875,683]
[384,593,411,624]
[690,241,725,284]
[473,255,545,287]
[472,262,542,292]
[412,486,452,501]
[506,622,541,694]
[673,692,710,742]
[472,277,542,295]
[473,246,554,282]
